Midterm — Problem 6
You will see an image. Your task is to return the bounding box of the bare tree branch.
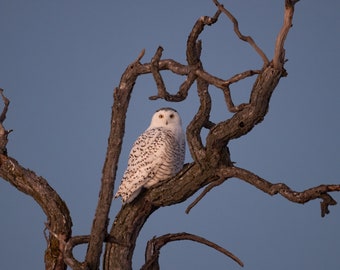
[65,236,89,270]
[273,0,299,69]
[150,47,168,99]
[0,91,72,270]
[1,1,338,270]
[64,235,122,270]
[216,166,339,217]
[0,89,10,123]
[149,47,194,102]
[0,89,12,155]
[142,232,244,270]
[0,155,72,270]
[212,0,270,65]
[186,10,221,65]
[185,176,224,214]
[103,2,317,269]
[205,66,283,156]
[104,162,226,270]
[84,50,148,269]
[186,76,211,164]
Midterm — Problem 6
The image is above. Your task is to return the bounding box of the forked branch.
[149,47,194,102]
[0,91,72,270]
[105,2,337,269]
[0,1,338,270]
[85,50,148,269]
[212,0,269,65]
[186,165,339,217]
[218,166,339,217]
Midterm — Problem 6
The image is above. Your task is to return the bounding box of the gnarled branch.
[0,154,72,270]
[0,91,72,270]
[273,0,299,69]
[0,89,12,155]
[142,232,244,270]
[213,0,270,65]
[217,166,339,217]
[85,50,147,269]
[1,1,337,270]
[103,2,331,269]
[64,235,122,270]
[149,47,194,102]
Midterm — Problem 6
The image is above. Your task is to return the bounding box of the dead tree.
[0,1,339,269]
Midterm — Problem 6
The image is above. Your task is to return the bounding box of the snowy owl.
[114,107,185,204]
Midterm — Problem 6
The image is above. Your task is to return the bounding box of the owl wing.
[115,127,169,203]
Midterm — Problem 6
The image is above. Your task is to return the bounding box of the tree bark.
[1,1,339,270]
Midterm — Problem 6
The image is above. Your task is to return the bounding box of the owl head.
[149,107,182,128]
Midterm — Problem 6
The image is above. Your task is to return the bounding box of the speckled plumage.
[114,108,185,204]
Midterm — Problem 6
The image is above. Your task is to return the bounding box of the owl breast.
[114,108,185,204]
[143,127,185,187]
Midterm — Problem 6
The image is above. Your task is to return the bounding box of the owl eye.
[169,114,174,119]
[158,114,164,119]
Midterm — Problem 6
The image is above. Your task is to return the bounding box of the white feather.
[115,108,185,204]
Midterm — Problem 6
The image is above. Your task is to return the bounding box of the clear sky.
[1,1,339,269]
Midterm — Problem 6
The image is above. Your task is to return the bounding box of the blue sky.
[0,1,339,269]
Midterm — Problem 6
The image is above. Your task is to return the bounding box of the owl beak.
[166,120,168,125]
